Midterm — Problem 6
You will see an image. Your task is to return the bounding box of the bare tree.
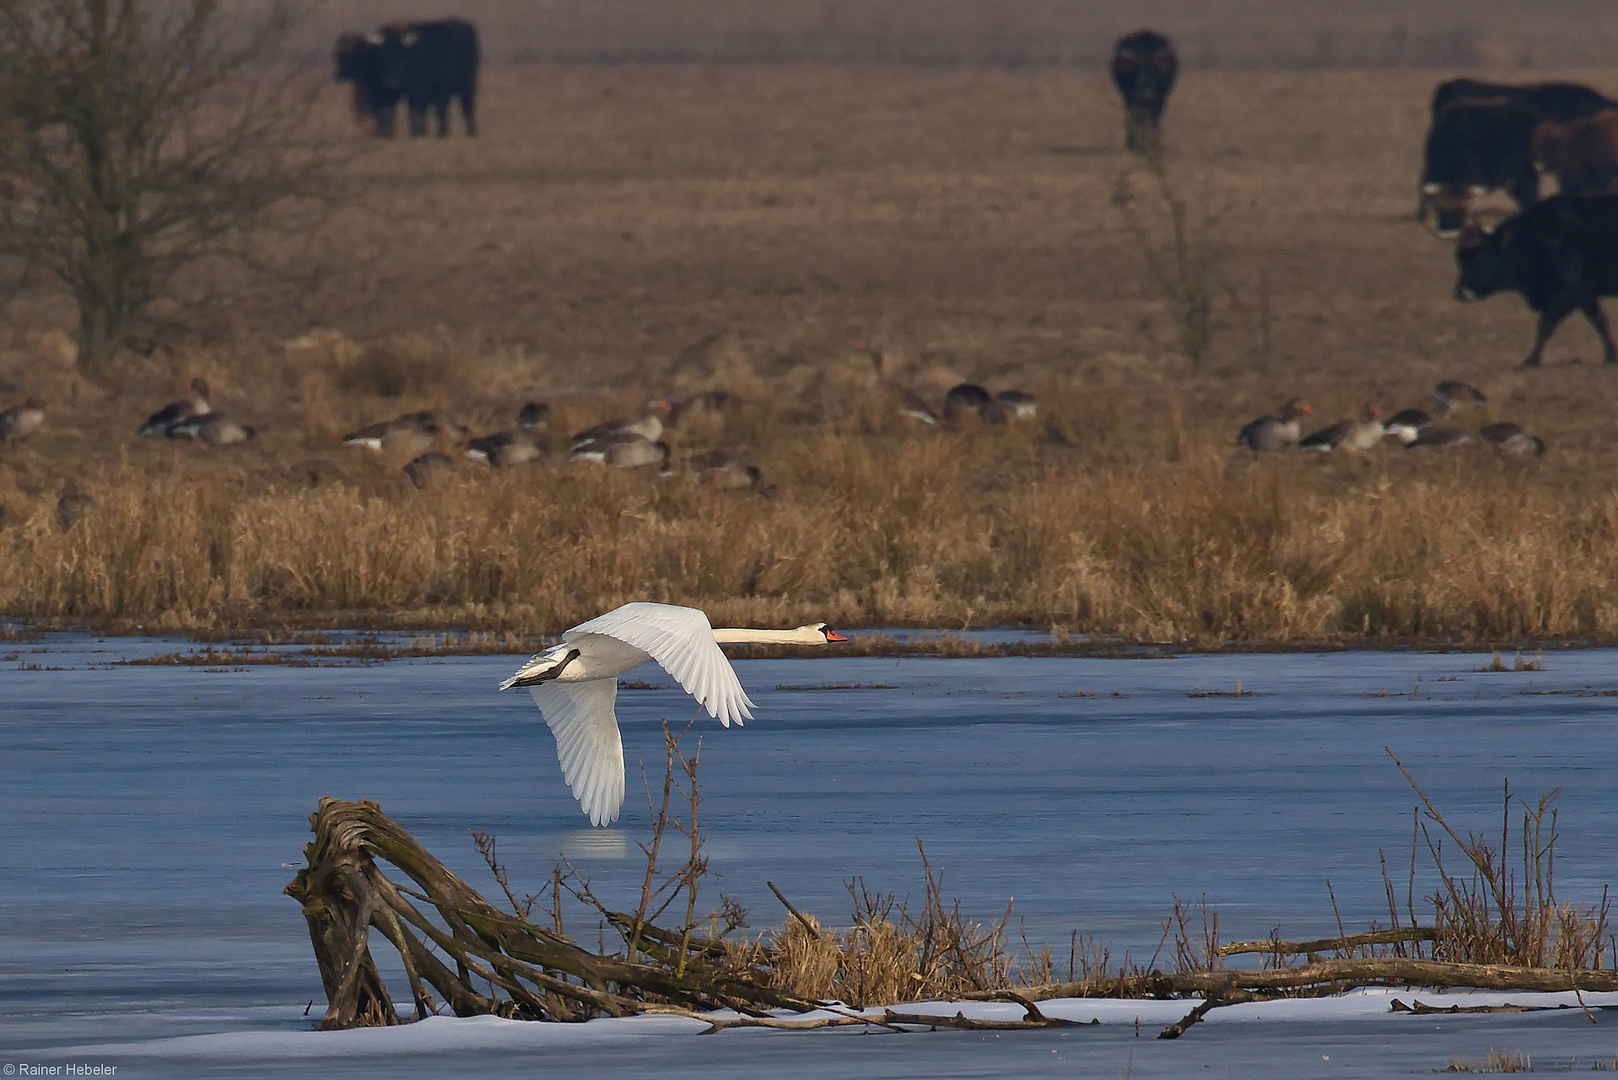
[0,0,342,376]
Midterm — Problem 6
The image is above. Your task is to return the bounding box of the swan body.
[500,602,845,826]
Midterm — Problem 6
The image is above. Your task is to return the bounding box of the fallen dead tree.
[284,796,826,1028]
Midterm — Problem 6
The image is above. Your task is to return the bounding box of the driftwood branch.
[1217,928,1438,957]
[285,797,823,1029]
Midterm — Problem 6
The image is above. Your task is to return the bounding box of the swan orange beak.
[824,630,848,642]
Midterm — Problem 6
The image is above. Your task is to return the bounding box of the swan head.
[797,622,847,645]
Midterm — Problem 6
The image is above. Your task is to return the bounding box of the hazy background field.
[5,48,1618,640]
[303,1,1618,68]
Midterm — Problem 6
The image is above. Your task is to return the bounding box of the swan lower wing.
[529,679,624,827]
[568,602,756,727]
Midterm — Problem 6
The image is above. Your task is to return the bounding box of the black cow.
[1454,195,1618,368]
[378,19,480,138]
[1418,79,1617,233]
[1420,98,1542,238]
[334,32,401,136]
[1110,30,1178,154]
[1430,78,1616,124]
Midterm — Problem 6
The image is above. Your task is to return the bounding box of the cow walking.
[1454,195,1618,369]
[1420,97,1542,237]
[1110,30,1178,154]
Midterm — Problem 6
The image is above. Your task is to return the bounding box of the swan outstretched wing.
[569,602,755,727]
[529,679,625,827]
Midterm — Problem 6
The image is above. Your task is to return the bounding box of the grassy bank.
[3,387,1616,643]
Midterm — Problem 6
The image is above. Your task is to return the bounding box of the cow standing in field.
[334,32,400,136]
[333,19,479,138]
[1418,78,1617,233]
[380,19,480,138]
[1420,97,1543,237]
[1454,195,1618,369]
[1429,79,1616,124]
[1110,30,1178,154]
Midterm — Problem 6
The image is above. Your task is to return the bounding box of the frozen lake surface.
[4,636,1618,1077]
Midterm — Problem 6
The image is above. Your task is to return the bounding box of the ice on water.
[5,636,1618,1077]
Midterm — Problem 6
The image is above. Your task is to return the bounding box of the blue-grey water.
[3,637,1617,1077]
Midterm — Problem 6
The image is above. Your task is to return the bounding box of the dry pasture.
[3,65,1618,643]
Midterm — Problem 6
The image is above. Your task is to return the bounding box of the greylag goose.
[0,398,45,443]
[500,601,845,825]
[569,401,671,450]
[343,411,443,456]
[1300,405,1382,452]
[1382,408,1433,446]
[668,389,730,426]
[995,389,1038,422]
[403,450,455,488]
[139,377,210,436]
[1236,398,1312,451]
[1432,380,1487,416]
[860,342,940,424]
[466,402,548,467]
[56,483,93,530]
[569,434,671,470]
[1479,421,1546,456]
[942,383,994,423]
[1406,427,1475,449]
[689,447,763,490]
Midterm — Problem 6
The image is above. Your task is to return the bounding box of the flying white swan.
[500,602,846,826]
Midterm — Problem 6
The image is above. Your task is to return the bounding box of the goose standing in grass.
[500,602,846,825]
[569,401,671,450]
[0,398,45,444]
[139,377,211,436]
[1432,380,1487,416]
[467,402,548,467]
[1479,421,1546,456]
[569,434,671,471]
[1236,398,1312,451]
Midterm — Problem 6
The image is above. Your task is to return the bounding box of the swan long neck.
[712,627,821,645]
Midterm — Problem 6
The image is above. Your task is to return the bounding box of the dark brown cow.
[1110,30,1178,154]
[1534,109,1618,196]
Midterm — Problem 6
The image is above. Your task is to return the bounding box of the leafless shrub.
[1111,153,1225,369]
[0,0,350,375]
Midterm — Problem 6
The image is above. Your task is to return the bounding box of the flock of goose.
[342,395,760,491]
[0,369,1549,488]
[1236,380,1546,457]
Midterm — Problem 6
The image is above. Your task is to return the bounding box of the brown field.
[5,65,1618,644]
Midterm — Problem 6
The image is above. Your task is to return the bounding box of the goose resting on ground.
[139,377,211,436]
[1237,398,1312,451]
[500,602,846,825]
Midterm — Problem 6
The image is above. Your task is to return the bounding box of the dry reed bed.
[4,423,1617,642]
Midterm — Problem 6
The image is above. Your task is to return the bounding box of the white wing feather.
[568,602,755,727]
[529,679,625,826]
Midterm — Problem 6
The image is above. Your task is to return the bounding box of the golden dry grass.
[5,65,1618,641]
